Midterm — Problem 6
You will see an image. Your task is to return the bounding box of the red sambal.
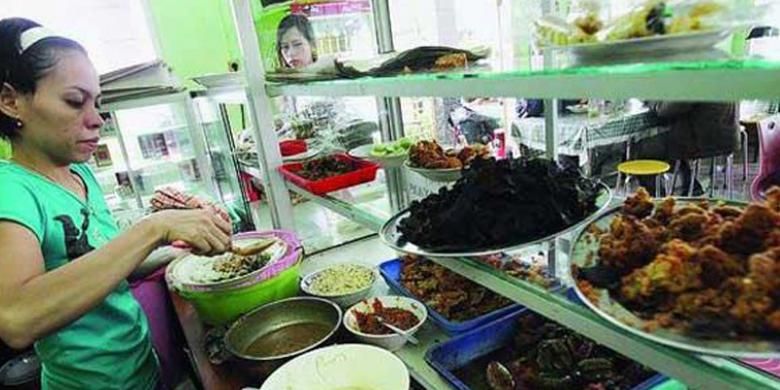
[354,299,419,335]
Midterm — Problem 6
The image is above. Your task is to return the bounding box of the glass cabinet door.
[112,101,212,208]
[193,96,253,230]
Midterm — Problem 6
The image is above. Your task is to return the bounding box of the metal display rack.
[227,0,780,388]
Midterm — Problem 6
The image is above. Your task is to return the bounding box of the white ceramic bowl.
[344,295,427,352]
[300,263,377,309]
[404,160,462,182]
[260,344,409,390]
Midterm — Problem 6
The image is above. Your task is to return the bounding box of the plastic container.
[279,154,380,195]
[166,230,303,325]
[378,259,523,335]
[425,308,667,390]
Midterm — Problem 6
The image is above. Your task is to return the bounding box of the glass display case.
[227,0,780,388]
[192,94,254,231]
[94,91,233,230]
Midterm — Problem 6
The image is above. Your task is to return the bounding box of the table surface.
[170,292,248,390]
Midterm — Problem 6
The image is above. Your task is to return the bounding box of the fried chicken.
[599,215,659,274]
[694,245,745,288]
[581,188,780,339]
[718,204,780,255]
[622,187,654,219]
[620,240,701,303]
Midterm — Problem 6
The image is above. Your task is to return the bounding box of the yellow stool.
[616,160,671,197]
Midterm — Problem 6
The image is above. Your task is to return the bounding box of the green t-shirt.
[0,162,159,390]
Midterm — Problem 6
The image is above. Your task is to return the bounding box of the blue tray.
[378,258,524,335]
[425,294,667,390]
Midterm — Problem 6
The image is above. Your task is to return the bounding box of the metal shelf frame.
[225,0,780,388]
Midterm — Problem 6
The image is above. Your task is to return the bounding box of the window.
[2,0,159,74]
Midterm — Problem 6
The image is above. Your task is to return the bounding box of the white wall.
[2,0,158,74]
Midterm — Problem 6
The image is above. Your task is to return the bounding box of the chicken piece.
[673,288,735,321]
[747,248,780,294]
[599,215,659,274]
[446,157,463,169]
[622,188,655,219]
[728,277,775,334]
[712,205,743,221]
[765,186,780,212]
[672,204,708,219]
[718,204,780,255]
[693,245,745,287]
[621,240,701,303]
[651,197,676,224]
[669,212,709,242]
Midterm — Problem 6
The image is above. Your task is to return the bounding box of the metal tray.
[379,183,612,258]
[569,198,780,358]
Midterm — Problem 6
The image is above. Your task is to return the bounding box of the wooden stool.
[616,160,671,197]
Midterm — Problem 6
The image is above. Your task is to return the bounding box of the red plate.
[279,153,379,196]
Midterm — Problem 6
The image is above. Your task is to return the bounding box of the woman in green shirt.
[0,18,232,389]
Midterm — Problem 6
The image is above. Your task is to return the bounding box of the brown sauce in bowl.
[243,322,332,358]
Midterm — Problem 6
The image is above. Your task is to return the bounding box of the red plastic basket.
[279,153,380,196]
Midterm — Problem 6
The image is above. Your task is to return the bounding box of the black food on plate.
[398,157,602,251]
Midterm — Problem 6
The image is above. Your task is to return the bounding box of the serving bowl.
[300,263,377,309]
[260,344,410,390]
[223,297,342,377]
[404,160,462,182]
[344,295,427,351]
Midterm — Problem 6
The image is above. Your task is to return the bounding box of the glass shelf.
[267,59,780,101]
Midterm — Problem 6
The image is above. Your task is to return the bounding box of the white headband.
[19,27,58,54]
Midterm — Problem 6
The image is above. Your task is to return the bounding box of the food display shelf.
[286,182,388,232]
[425,256,780,390]
[282,183,780,390]
[266,59,780,101]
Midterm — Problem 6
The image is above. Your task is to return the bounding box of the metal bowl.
[224,297,342,377]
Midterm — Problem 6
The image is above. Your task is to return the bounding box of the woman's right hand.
[144,209,233,256]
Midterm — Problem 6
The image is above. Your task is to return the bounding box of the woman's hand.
[145,209,233,256]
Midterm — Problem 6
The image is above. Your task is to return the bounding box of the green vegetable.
[369,138,413,157]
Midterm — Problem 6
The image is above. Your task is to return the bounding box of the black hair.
[276,13,316,69]
[0,18,86,140]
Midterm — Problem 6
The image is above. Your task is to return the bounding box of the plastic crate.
[425,306,667,390]
[378,258,524,335]
[279,153,379,196]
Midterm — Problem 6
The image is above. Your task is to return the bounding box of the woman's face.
[9,50,104,164]
[280,27,314,69]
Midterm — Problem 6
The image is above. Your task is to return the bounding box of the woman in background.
[276,13,317,69]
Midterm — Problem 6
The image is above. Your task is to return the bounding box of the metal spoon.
[376,316,419,345]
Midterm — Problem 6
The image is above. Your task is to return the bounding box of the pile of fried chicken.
[408,140,490,169]
[579,187,780,338]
